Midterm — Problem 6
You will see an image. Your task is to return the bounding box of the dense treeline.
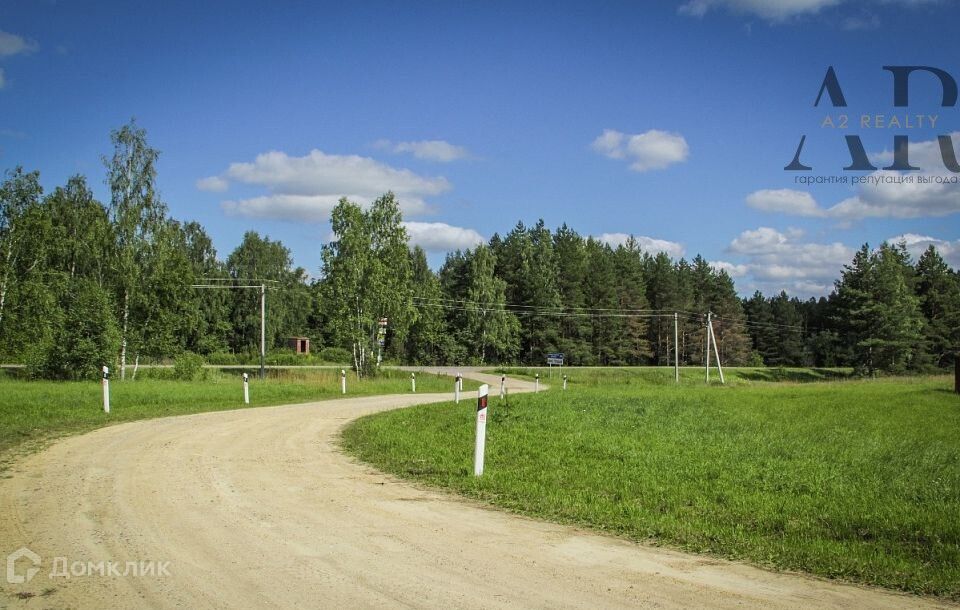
[743,242,960,374]
[1,123,957,378]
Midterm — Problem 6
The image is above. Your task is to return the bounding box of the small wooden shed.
[288,337,310,354]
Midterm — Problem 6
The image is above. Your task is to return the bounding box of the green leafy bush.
[172,352,206,381]
[206,351,238,365]
[319,347,351,363]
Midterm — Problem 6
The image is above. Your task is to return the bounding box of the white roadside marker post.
[563,375,568,391]
[341,369,346,395]
[411,372,416,393]
[499,375,506,399]
[535,373,540,393]
[243,373,250,404]
[457,372,463,392]
[455,374,462,403]
[101,366,110,414]
[474,384,489,476]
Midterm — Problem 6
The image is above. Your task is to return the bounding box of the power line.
[412,296,701,317]
[712,313,806,332]
[413,301,700,320]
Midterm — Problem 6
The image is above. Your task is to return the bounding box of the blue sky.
[1,0,958,297]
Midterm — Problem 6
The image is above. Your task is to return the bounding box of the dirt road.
[0,370,948,608]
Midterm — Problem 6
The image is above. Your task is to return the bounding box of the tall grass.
[343,374,960,598]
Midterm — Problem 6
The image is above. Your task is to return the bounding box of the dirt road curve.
[0,370,948,608]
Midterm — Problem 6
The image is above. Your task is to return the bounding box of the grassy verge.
[492,365,855,385]
[342,373,960,599]
[0,368,472,470]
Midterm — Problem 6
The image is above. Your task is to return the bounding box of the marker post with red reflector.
[474,384,489,476]
[102,366,110,414]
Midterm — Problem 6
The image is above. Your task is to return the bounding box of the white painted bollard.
[563,375,568,391]
[411,373,416,393]
[341,369,346,394]
[535,373,540,393]
[457,372,463,392]
[101,365,110,414]
[243,373,250,404]
[499,375,506,399]
[474,384,489,476]
[455,375,461,403]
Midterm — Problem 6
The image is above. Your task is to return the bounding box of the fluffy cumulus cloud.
[402,222,485,252]
[221,194,348,222]
[596,233,686,259]
[678,0,932,22]
[709,260,749,278]
[828,133,960,220]
[374,139,470,162]
[722,227,855,296]
[591,129,689,172]
[745,189,824,217]
[0,30,38,57]
[679,0,840,20]
[747,134,960,221]
[195,175,229,192]
[205,149,451,222]
[887,233,960,268]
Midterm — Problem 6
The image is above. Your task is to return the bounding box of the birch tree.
[104,120,164,379]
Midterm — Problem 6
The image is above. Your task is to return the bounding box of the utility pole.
[705,312,711,384]
[955,354,959,394]
[191,278,276,381]
[259,284,266,380]
[708,315,725,385]
[674,312,679,384]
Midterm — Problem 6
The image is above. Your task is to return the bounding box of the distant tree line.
[1,122,957,379]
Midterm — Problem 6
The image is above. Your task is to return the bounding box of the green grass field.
[342,369,960,599]
[494,365,855,386]
[0,368,472,470]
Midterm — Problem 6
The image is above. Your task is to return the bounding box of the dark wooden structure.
[288,337,310,354]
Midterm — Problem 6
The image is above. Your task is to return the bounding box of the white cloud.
[886,233,960,268]
[225,150,450,197]
[375,139,470,162]
[729,227,789,253]
[710,260,749,277]
[828,134,960,219]
[679,0,841,20]
[592,129,689,172]
[206,149,450,222]
[678,0,930,22]
[0,30,38,57]
[0,68,5,90]
[196,175,229,192]
[222,194,348,222]
[402,222,485,252]
[841,11,881,30]
[750,134,960,221]
[724,227,855,296]
[591,130,625,159]
[596,233,686,258]
[745,189,825,217]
